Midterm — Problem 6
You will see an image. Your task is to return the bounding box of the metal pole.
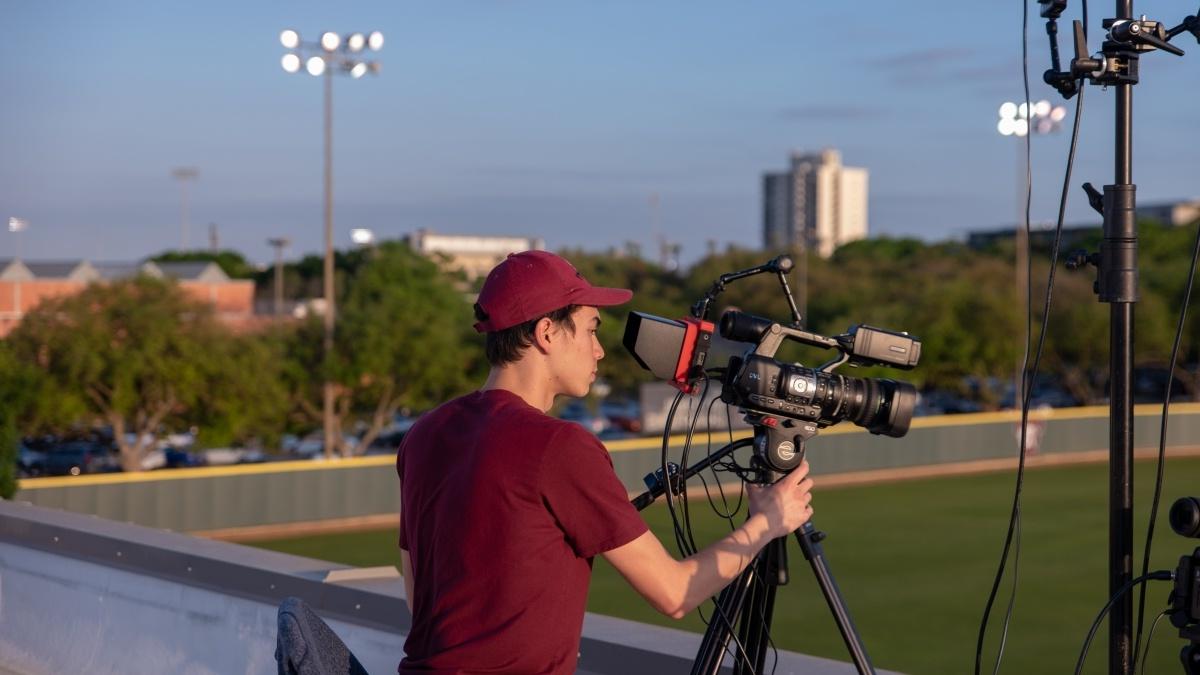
[1015,140,1029,410]
[181,179,190,249]
[322,66,337,459]
[269,238,289,318]
[1109,2,1136,671]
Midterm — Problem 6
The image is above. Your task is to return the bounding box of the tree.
[150,249,258,279]
[280,242,484,455]
[7,276,287,470]
[0,340,38,497]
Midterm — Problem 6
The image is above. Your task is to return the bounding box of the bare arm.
[602,461,814,619]
[400,548,414,614]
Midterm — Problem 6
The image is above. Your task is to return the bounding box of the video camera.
[1169,496,1200,672]
[622,255,921,472]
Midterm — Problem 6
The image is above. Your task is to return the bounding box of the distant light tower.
[279,28,383,458]
[8,217,28,258]
[171,167,199,250]
[997,99,1066,409]
[267,237,291,318]
[8,217,28,321]
[350,228,376,247]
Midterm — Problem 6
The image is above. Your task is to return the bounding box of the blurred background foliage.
[2,220,1197,486]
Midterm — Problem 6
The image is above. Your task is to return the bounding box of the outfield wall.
[13,404,1200,535]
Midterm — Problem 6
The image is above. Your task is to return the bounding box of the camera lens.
[1170,497,1200,539]
[845,377,917,438]
[719,311,774,344]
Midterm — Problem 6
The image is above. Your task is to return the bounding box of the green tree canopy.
[6,276,288,470]
[280,242,484,455]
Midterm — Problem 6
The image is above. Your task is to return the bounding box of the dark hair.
[475,304,579,366]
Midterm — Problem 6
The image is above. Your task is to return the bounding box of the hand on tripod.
[746,460,815,539]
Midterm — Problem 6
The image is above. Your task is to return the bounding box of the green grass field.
[246,457,1200,674]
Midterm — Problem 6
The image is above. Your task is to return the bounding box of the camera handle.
[630,424,875,674]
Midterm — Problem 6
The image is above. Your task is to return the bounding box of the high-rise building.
[762,149,868,258]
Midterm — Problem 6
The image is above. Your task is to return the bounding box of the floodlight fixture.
[350,228,375,245]
[280,29,300,49]
[348,33,366,52]
[368,31,384,51]
[306,56,326,76]
[281,53,301,73]
[320,31,340,52]
[350,62,368,78]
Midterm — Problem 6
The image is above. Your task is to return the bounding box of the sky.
[2,1,1197,267]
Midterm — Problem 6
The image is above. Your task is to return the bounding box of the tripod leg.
[737,539,784,674]
[794,522,875,674]
[692,562,756,675]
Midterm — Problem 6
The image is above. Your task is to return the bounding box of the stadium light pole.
[997,99,1066,410]
[8,217,28,323]
[280,28,383,458]
[171,167,199,250]
[267,237,291,318]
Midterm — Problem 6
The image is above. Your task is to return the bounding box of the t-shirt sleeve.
[396,436,408,551]
[540,424,649,559]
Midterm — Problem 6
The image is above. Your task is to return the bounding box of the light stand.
[1040,2,1197,672]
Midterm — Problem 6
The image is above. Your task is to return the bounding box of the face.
[547,306,605,399]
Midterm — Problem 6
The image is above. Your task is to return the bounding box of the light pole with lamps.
[7,217,28,324]
[280,28,383,458]
[997,99,1067,411]
[267,237,291,319]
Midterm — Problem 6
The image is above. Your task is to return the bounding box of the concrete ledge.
[0,500,889,674]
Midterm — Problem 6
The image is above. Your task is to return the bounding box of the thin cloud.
[777,104,889,121]
[864,46,977,69]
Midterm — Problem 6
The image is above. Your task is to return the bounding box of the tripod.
[631,423,875,675]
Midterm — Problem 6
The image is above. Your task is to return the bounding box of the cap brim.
[572,286,633,308]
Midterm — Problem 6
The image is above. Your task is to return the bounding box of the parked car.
[17,443,47,477]
[43,441,120,476]
[914,390,983,417]
[600,399,643,433]
[558,401,611,436]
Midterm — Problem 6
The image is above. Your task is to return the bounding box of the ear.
[531,317,558,353]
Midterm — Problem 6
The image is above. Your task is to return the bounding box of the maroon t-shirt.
[396,389,648,674]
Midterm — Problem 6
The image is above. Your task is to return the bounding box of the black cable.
[660,388,691,554]
[1074,571,1173,675]
[976,5,1089,669]
[1132,215,1200,663]
[989,7,1036,671]
[678,376,713,556]
[1138,609,1172,675]
[700,391,743,525]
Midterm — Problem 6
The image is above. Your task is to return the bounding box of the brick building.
[0,259,255,337]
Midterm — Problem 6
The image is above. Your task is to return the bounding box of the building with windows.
[762,149,868,258]
[405,229,544,281]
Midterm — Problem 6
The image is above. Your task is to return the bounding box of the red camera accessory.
[672,317,714,393]
[622,312,714,395]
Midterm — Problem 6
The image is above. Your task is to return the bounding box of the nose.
[594,336,604,360]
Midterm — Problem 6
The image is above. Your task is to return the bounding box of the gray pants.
[275,596,370,675]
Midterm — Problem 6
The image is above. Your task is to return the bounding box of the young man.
[396,250,814,674]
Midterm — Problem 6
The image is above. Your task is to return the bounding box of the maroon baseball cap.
[473,250,633,333]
